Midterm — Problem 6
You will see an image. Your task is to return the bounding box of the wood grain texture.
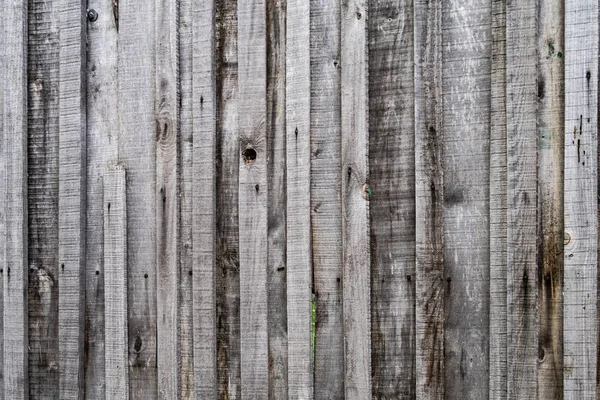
[489,0,508,398]
[537,0,564,398]
[155,0,179,396]
[192,0,217,396]
[118,0,158,396]
[341,0,371,398]
[215,0,242,396]
[414,0,444,398]
[104,165,129,400]
[286,0,312,398]
[2,1,28,398]
[266,1,288,397]
[310,0,344,396]
[368,0,415,398]
[563,0,598,398]
[506,0,538,397]
[0,9,4,399]
[178,0,194,396]
[237,0,269,395]
[84,0,119,396]
[442,1,491,398]
[27,0,60,397]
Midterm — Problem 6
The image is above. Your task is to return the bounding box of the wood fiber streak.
[0,8,4,396]
[368,0,415,398]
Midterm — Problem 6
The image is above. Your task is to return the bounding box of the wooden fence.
[0,0,598,398]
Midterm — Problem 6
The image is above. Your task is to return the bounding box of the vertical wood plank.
[537,0,564,398]
[192,0,217,396]
[340,0,371,398]
[442,1,491,398]
[489,0,507,398]
[414,0,444,398]
[0,7,5,398]
[237,0,269,395]
[563,0,598,398]
[104,165,129,400]
[368,0,415,398]
[57,0,86,397]
[85,0,119,396]
[286,0,312,397]
[266,0,288,397]
[506,0,538,397]
[27,0,60,397]
[215,0,242,396]
[2,0,28,397]
[118,0,157,396]
[179,0,194,395]
[155,0,179,396]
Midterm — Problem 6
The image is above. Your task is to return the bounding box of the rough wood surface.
[310,0,344,396]
[340,1,371,398]
[103,165,129,400]
[27,0,60,397]
[368,0,415,398]
[563,0,598,398]
[506,0,539,397]
[414,0,444,398]
[237,0,269,395]
[84,0,119,396]
[537,0,564,398]
[118,0,158,396]
[489,1,508,398]
[2,1,29,398]
[286,0,312,398]
[0,9,4,399]
[442,1,491,398]
[192,0,217,397]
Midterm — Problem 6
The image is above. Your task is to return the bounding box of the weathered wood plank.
[537,0,564,398]
[215,0,241,396]
[237,0,269,395]
[103,165,129,400]
[489,0,507,398]
[192,0,217,397]
[26,0,60,397]
[2,1,29,398]
[0,10,4,399]
[118,0,158,396]
[442,1,491,398]
[414,0,444,398]
[310,0,344,396]
[155,0,179,396]
[340,0,371,398]
[368,0,415,398]
[286,0,312,397]
[563,0,598,398]
[266,0,287,397]
[179,0,194,396]
[85,0,119,396]
[506,0,538,397]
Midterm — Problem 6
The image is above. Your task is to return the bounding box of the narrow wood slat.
[414,0,444,398]
[155,0,179,396]
[266,1,288,397]
[489,0,508,398]
[563,0,598,397]
[340,0,371,398]
[368,0,415,397]
[0,9,5,399]
[104,165,129,400]
[506,0,538,397]
[27,0,60,397]
[237,0,269,396]
[537,0,564,397]
[1,1,28,397]
[286,0,312,397]
[84,0,119,396]
[192,0,217,396]
[442,1,491,398]
[118,0,158,396]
